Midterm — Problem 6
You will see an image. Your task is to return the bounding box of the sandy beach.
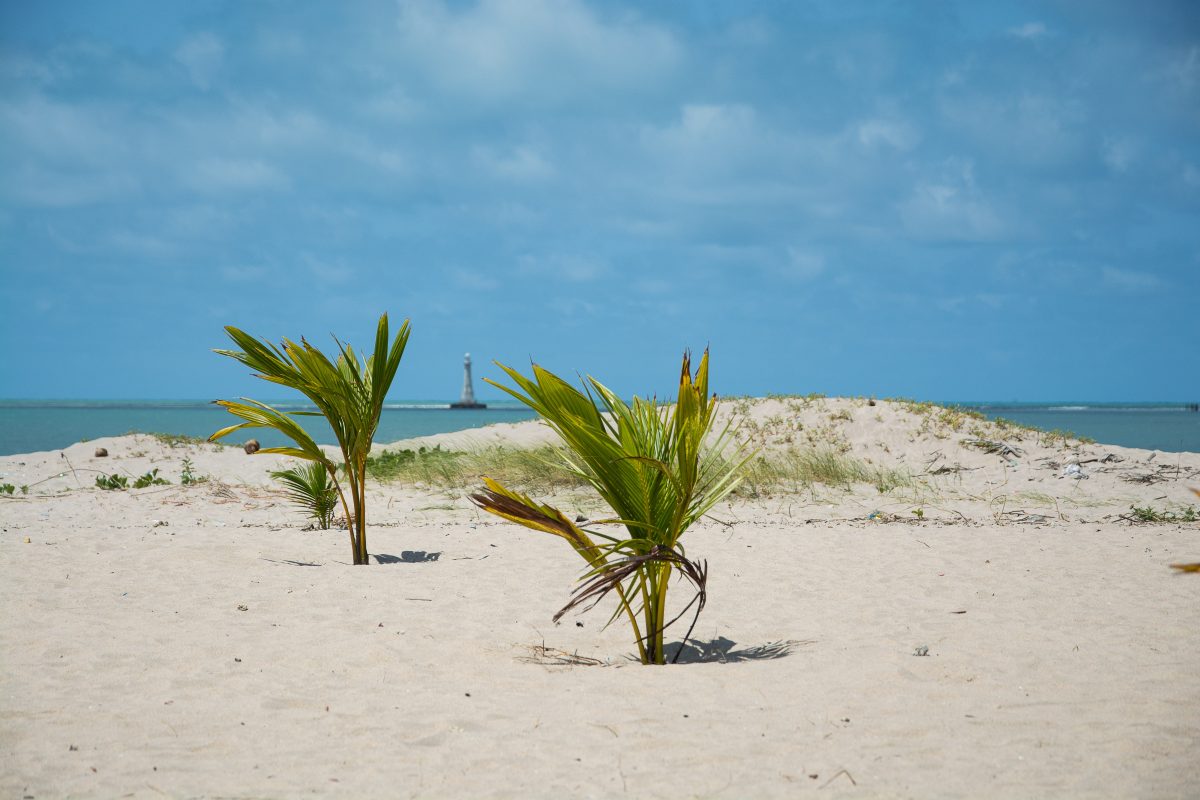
[2,397,1198,798]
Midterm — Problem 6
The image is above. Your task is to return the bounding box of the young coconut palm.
[209,313,410,565]
[271,462,339,530]
[470,349,749,664]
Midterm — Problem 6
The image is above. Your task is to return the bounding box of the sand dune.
[2,398,1198,798]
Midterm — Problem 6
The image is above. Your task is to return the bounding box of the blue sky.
[1,0,1197,402]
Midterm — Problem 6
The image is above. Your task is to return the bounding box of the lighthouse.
[450,353,486,409]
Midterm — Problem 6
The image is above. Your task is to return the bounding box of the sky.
[1,0,1198,402]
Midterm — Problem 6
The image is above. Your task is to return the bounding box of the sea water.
[961,402,1199,453]
[0,400,537,457]
[0,399,1197,457]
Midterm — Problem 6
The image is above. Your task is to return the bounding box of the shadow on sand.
[662,636,812,664]
[261,552,442,567]
[373,550,442,564]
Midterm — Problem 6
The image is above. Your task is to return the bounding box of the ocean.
[0,400,537,457]
[961,402,1199,453]
[0,399,1196,457]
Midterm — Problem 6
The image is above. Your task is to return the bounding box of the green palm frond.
[211,397,333,466]
[471,349,749,664]
[210,313,411,564]
[271,462,339,529]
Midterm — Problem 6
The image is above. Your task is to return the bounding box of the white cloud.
[695,243,772,267]
[939,93,1086,167]
[475,201,543,228]
[725,17,771,48]
[393,0,681,102]
[304,255,355,284]
[257,30,305,60]
[939,61,971,88]
[363,87,422,122]
[453,269,500,291]
[856,118,919,151]
[0,51,60,87]
[638,103,783,180]
[899,158,1006,241]
[472,145,554,181]
[4,164,138,207]
[1167,44,1198,91]
[220,264,271,283]
[1,95,127,165]
[1101,265,1161,292]
[174,32,224,90]
[785,247,825,280]
[1101,137,1138,173]
[518,253,607,282]
[692,243,826,282]
[185,158,287,193]
[634,277,671,295]
[1,43,119,89]
[935,295,966,313]
[975,293,1009,309]
[638,103,862,208]
[161,204,238,239]
[44,223,86,253]
[1183,164,1200,188]
[107,230,178,259]
[371,149,409,173]
[332,130,411,176]
[225,105,326,149]
[1008,22,1048,40]
[654,104,758,150]
[162,102,409,180]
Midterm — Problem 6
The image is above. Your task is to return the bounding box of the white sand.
[2,398,1198,798]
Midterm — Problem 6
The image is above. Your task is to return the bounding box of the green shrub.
[133,469,170,488]
[96,474,128,490]
[1129,504,1198,523]
[180,457,206,485]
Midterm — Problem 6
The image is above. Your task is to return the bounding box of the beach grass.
[738,447,913,496]
[367,445,589,493]
[1126,503,1199,523]
[136,431,228,448]
[368,442,913,496]
[887,398,1097,445]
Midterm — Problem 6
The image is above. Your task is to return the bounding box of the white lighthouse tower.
[450,353,486,409]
